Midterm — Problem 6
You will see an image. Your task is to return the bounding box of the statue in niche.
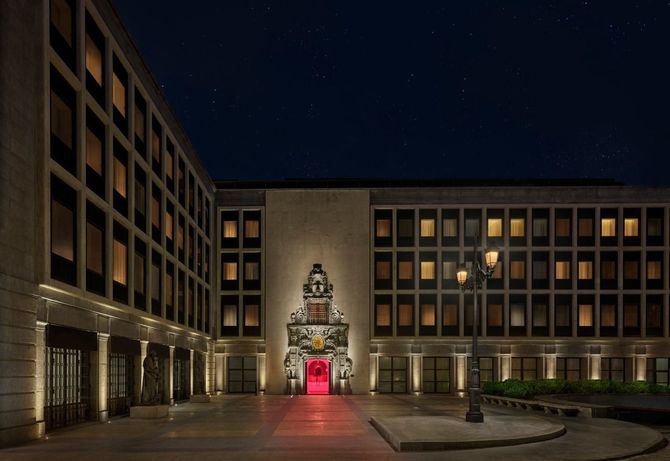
[341,356,353,379]
[140,352,161,405]
[193,353,206,395]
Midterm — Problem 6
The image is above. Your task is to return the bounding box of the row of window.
[376,356,669,393]
[220,295,261,336]
[220,210,261,248]
[373,293,665,337]
[50,0,211,246]
[51,176,210,333]
[374,250,666,291]
[374,208,665,248]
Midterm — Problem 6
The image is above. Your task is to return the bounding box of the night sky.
[113,1,670,185]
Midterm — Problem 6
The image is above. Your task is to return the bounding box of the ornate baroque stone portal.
[284,264,352,394]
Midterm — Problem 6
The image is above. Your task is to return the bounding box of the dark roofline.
[213,178,624,190]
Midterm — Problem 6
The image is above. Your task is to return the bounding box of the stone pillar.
[97,333,110,422]
[369,354,378,392]
[215,354,224,393]
[500,354,512,381]
[411,353,422,394]
[544,354,557,379]
[189,349,194,396]
[455,354,466,391]
[258,353,266,394]
[169,346,175,405]
[635,355,647,381]
[590,354,601,380]
[138,340,148,400]
[35,321,47,437]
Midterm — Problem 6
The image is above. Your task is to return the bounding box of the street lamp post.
[456,231,499,423]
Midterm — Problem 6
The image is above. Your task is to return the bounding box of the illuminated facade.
[1,0,669,449]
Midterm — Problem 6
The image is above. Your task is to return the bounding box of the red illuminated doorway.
[306,359,330,394]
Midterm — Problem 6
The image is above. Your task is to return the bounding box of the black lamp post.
[456,231,499,423]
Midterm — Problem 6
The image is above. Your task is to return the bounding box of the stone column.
[169,346,175,405]
[455,354,466,392]
[215,354,224,393]
[544,354,557,379]
[411,353,422,394]
[35,321,47,437]
[369,354,378,393]
[590,354,601,380]
[258,353,266,394]
[500,354,511,381]
[635,354,647,381]
[190,349,194,397]
[97,333,110,422]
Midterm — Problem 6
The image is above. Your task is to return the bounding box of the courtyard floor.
[2,394,668,460]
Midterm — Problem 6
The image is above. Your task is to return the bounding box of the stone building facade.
[1,0,670,449]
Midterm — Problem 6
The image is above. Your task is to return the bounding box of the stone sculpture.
[140,352,161,405]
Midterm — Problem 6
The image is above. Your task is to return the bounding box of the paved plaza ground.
[2,394,668,460]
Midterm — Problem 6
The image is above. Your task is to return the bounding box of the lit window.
[510,304,525,327]
[555,261,570,280]
[578,304,593,327]
[177,222,184,250]
[85,33,102,85]
[151,195,160,229]
[165,211,173,239]
[398,261,413,280]
[487,218,502,237]
[601,305,616,327]
[113,239,127,285]
[510,218,525,237]
[492,259,503,279]
[151,261,160,301]
[578,261,593,280]
[624,260,638,279]
[166,150,174,180]
[624,218,639,237]
[51,0,73,46]
[487,304,503,327]
[510,260,525,279]
[245,220,260,238]
[223,305,237,327]
[601,218,616,237]
[578,218,592,237]
[112,73,126,116]
[223,220,237,238]
[244,262,259,280]
[420,219,435,237]
[113,157,126,197]
[442,261,456,280]
[376,304,391,327]
[86,128,102,175]
[151,127,160,164]
[134,101,145,141]
[398,304,413,326]
[443,304,457,326]
[555,218,570,237]
[376,261,391,280]
[420,304,436,326]
[443,218,457,237]
[624,304,638,327]
[533,218,547,237]
[420,261,435,280]
[51,91,72,149]
[244,304,259,327]
[376,219,391,237]
[86,223,103,275]
[223,262,237,281]
[602,261,616,279]
[648,261,661,279]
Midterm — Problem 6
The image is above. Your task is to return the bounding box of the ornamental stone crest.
[284,264,352,393]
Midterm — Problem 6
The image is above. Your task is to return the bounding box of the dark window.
[112,223,128,304]
[396,294,414,336]
[151,117,162,175]
[464,294,482,336]
[532,295,548,336]
[51,175,77,285]
[112,55,128,135]
[600,252,618,290]
[554,295,572,337]
[419,294,437,336]
[151,183,161,243]
[577,209,595,246]
[151,251,161,317]
[107,352,133,417]
[464,209,481,245]
[422,357,450,393]
[133,238,146,310]
[221,295,239,336]
[177,269,185,324]
[85,108,105,198]
[532,252,549,289]
[623,252,640,289]
[166,262,174,321]
[601,358,626,382]
[554,209,571,246]
[396,209,415,247]
[647,358,669,385]
[647,208,664,246]
[623,295,640,336]
[509,294,526,337]
[556,357,586,381]
[646,295,663,337]
[50,67,77,175]
[188,277,195,328]
[646,252,663,290]
[50,0,76,70]
[487,294,504,336]
[85,202,105,296]
[227,356,257,393]
[84,12,105,107]
[112,140,128,216]
[378,356,407,393]
[134,167,146,233]
[600,295,617,337]
[531,208,549,246]
[134,91,147,156]
[442,294,459,336]
[512,357,538,380]
[374,294,392,336]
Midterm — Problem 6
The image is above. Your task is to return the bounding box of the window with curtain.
[578,218,593,236]
[510,218,525,237]
[420,304,436,326]
[85,33,102,85]
[442,261,456,280]
[601,218,616,237]
[151,261,160,301]
[624,218,639,237]
[555,261,570,279]
[578,304,593,327]
[398,218,413,237]
[398,304,413,326]
[578,261,592,280]
[376,304,391,327]
[555,218,570,237]
[533,218,548,236]
[244,305,259,326]
[223,220,237,238]
[533,260,547,279]
[112,73,126,116]
[52,200,74,261]
[624,260,639,279]
[223,304,237,326]
[487,304,503,326]
[113,158,126,197]
[376,219,391,237]
[398,261,413,279]
[86,223,103,274]
[532,304,547,327]
[443,304,457,326]
[602,261,616,279]
[647,261,661,279]
[134,102,145,141]
[420,261,435,280]
[555,304,570,327]
[113,239,127,285]
[151,195,160,229]
[648,218,662,237]
[510,260,525,279]
[465,219,479,237]
[51,91,73,150]
[487,218,502,237]
[420,219,435,237]
[223,262,237,281]
[244,220,260,238]
[244,262,259,280]
[624,304,638,327]
[86,128,102,175]
[51,0,73,46]
[601,304,616,327]
[510,303,525,327]
[376,261,391,279]
[134,253,144,294]
[443,218,457,237]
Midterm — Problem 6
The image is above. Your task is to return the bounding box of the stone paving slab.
[371,414,565,451]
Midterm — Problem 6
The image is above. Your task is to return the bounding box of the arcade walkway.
[1,394,667,460]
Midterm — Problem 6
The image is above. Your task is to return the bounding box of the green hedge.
[482,379,670,399]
